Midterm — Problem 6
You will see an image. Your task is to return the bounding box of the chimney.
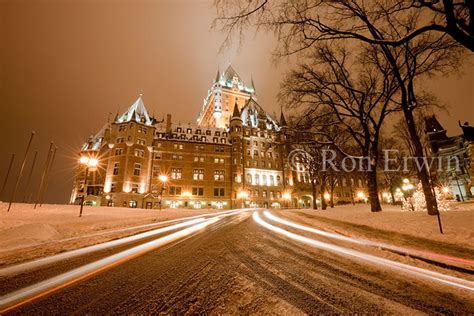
[166,114,172,134]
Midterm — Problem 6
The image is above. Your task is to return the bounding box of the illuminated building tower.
[197,65,256,129]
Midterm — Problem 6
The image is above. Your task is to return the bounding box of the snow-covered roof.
[82,123,109,151]
[215,65,255,94]
[116,95,153,126]
[240,98,280,131]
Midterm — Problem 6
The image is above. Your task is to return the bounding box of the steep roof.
[231,102,241,119]
[215,65,255,94]
[240,98,279,131]
[116,95,153,126]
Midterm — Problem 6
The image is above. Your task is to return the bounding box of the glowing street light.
[158,174,168,211]
[323,192,331,201]
[356,191,365,199]
[78,154,99,217]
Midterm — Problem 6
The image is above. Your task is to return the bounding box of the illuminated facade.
[71,66,364,209]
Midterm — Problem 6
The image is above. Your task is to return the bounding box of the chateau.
[71,66,366,209]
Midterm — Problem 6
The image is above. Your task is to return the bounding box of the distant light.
[158,175,168,183]
[105,195,111,200]
[442,187,450,193]
[88,157,99,167]
[79,156,89,164]
[403,178,409,184]
[356,191,365,199]
[323,193,330,200]
[283,192,291,200]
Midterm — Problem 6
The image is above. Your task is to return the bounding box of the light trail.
[0,208,254,277]
[0,217,219,313]
[264,211,474,267]
[253,212,474,292]
[6,208,255,252]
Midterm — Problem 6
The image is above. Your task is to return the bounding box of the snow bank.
[282,202,474,250]
[0,203,222,265]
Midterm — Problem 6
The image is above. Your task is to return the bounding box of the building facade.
[71,66,366,209]
[425,115,473,200]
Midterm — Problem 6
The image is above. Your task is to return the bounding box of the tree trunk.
[404,109,439,215]
[311,179,318,210]
[321,181,327,210]
[329,188,334,208]
[389,184,396,205]
[367,169,382,212]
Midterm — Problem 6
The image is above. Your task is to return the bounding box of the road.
[1,209,473,314]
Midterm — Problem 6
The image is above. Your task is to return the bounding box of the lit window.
[133,163,141,176]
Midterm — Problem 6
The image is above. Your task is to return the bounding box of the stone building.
[71,66,364,209]
[425,115,473,200]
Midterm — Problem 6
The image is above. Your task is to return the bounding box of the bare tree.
[214,0,473,51]
[280,44,399,212]
[214,0,464,215]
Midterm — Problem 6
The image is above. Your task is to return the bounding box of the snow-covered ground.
[280,202,474,251]
[0,203,223,265]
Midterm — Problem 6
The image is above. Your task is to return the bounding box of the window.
[276,175,281,185]
[119,125,126,132]
[169,186,182,195]
[214,188,225,197]
[262,175,267,186]
[254,174,259,185]
[152,166,160,177]
[270,191,274,199]
[194,156,205,162]
[110,183,117,193]
[187,128,192,134]
[136,138,146,146]
[254,150,258,156]
[134,149,145,157]
[215,146,224,152]
[171,168,182,180]
[173,143,184,150]
[116,137,124,144]
[247,174,252,184]
[192,187,204,196]
[154,152,162,160]
[115,148,123,156]
[133,163,141,176]
[138,127,147,134]
[172,154,183,160]
[214,170,225,181]
[193,169,204,180]
[131,183,139,193]
[214,157,224,164]
[113,162,119,175]
[262,190,267,198]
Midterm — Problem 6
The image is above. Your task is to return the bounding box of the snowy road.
[1,209,473,314]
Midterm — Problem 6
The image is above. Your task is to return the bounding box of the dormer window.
[177,127,182,133]
[187,128,192,134]
[206,130,211,136]
[196,129,202,135]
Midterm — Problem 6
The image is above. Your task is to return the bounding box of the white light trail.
[253,212,474,292]
[264,211,474,267]
[0,208,254,277]
[0,218,205,276]
[0,217,219,312]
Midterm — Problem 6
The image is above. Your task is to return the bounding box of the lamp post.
[79,155,98,217]
[158,174,168,211]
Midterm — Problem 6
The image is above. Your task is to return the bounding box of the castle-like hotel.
[71,66,366,209]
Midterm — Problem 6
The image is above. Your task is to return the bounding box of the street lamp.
[283,192,291,209]
[158,174,168,211]
[78,155,98,217]
[237,191,248,208]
